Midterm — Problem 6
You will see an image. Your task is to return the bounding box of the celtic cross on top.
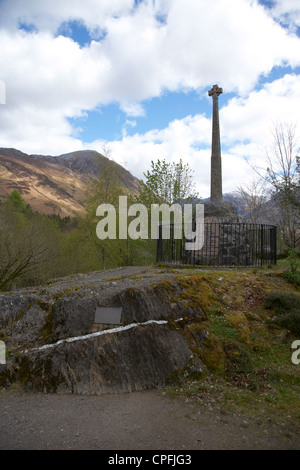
[208,84,223,99]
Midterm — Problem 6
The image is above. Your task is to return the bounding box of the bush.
[264,291,300,314]
[272,310,300,336]
[283,269,300,286]
[264,291,300,336]
[224,341,254,377]
[282,249,300,286]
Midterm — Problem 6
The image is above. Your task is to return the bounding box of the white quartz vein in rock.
[22,318,183,354]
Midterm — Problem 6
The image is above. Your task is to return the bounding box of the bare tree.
[0,208,59,289]
[235,178,269,224]
[250,121,299,249]
[86,147,125,208]
[265,122,299,193]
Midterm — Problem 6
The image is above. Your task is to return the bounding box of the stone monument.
[162,84,274,266]
[208,84,223,202]
[186,84,248,265]
[204,84,238,220]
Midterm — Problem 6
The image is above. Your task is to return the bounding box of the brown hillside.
[0,148,139,217]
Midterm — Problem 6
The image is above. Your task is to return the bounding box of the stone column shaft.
[208,84,223,202]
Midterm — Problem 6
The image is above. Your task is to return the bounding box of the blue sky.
[54,16,219,143]
[69,90,215,142]
[0,0,299,197]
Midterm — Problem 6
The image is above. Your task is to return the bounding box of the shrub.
[264,291,300,314]
[224,341,254,377]
[282,249,300,286]
[264,291,300,336]
[272,310,300,336]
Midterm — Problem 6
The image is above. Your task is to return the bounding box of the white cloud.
[0,0,134,34]
[0,105,84,155]
[1,0,300,110]
[0,30,112,112]
[0,0,299,198]
[120,102,146,117]
[124,119,137,128]
[0,80,5,104]
[221,73,300,146]
[87,74,300,198]
[87,113,219,198]
[269,0,300,30]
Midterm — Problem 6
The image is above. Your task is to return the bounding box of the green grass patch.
[209,315,240,342]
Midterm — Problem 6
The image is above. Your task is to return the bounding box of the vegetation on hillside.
[0,156,201,290]
[162,265,300,422]
[0,187,154,291]
[0,142,299,291]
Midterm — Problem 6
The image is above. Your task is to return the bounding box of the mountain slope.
[0,148,139,217]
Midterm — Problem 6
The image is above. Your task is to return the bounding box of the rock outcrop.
[15,324,193,394]
[0,268,219,394]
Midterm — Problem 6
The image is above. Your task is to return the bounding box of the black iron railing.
[156,222,277,267]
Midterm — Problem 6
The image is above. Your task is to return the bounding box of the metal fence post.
[260,224,264,267]
[156,224,162,262]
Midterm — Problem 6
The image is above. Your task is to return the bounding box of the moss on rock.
[199,332,225,373]
[174,275,215,315]
[224,310,252,348]
[184,322,225,373]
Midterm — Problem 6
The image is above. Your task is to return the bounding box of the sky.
[0,0,299,198]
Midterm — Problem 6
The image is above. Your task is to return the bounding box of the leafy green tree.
[4,189,32,215]
[85,149,125,209]
[84,151,134,269]
[138,158,198,206]
[131,158,200,263]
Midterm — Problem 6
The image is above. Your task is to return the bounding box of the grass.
[164,259,300,423]
[209,315,240,342]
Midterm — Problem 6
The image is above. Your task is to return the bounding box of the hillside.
[0,148,140,217]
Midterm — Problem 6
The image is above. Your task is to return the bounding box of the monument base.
[188,200,249,266]
[203,199,242,222]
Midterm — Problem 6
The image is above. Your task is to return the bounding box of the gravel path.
[1,388,299,450]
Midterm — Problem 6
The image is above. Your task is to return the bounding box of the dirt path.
[1,388,299,450]
[49,266,153,285]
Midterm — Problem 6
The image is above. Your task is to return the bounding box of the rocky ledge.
[0,267,224,394]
